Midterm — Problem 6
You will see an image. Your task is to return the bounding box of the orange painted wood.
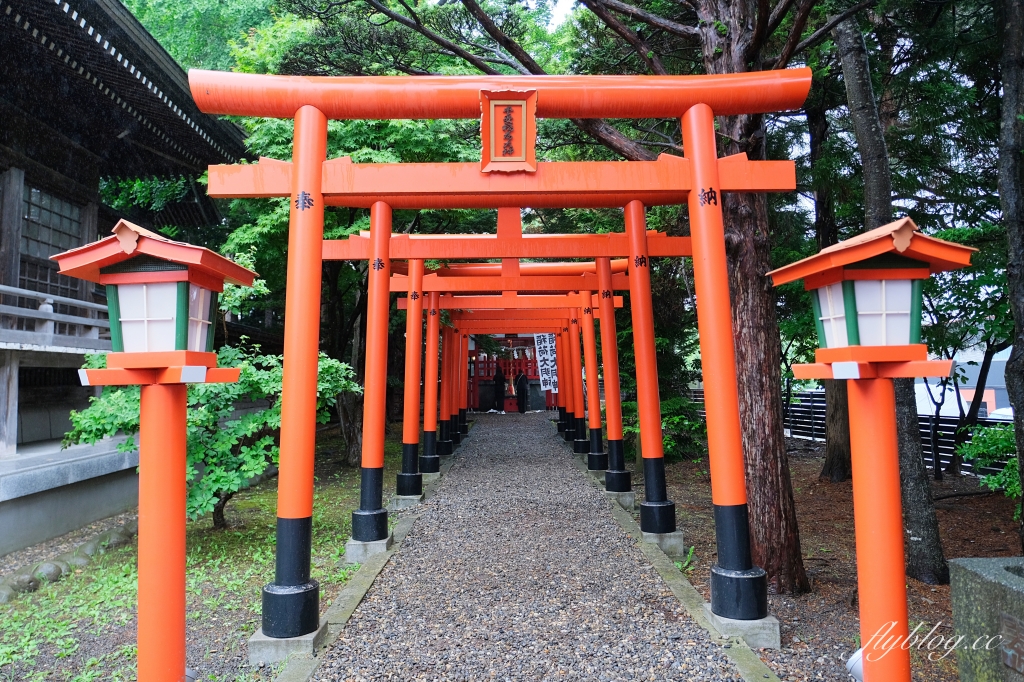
[277,106,328,519]
[815,345,927,364]
[107,351,218,369]
[398,294,622,310]
[390,273,630,293]
[581,293,603,430]
[402,260,425,445]
[802,267,931,289]
[99,268,227,292]
[394,259,629,277]
[848,378,912,682]
[451,309,573,320]
[792,360,953,380]
[206,156,794,209]
[189,69,812,120]
[422,292,441,433]
[360,201,392,470]
[597,257,624,441]
[683,103,746,504]
[323,232,691,260]
[137,383,187,682]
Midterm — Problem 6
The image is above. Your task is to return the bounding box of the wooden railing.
[0,284,112,352]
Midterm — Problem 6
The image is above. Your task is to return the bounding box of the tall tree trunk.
[895,379,949,584]
[997,0,1024,551]
[696,0,809,594]
[834,17,948,583]
[807,98,853,482]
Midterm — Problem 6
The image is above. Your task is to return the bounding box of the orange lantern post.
[53,220,256,681]
[397,259,425,504]
[681,104,767,621]
[421,291,442,473]
[770,218,975,682]
[596,257,631,498]
[346,201,394,561]
[580,291,606,472]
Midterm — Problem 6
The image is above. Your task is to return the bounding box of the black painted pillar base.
[451,420,462,446]
[604,439,631,492]
[640,457,676,534]
[587,427,607,470]
[420,431,440,473]
[709,503,768,619]
[397,443,422,496]
[563,419,575,442]
[262,516,319,638]
[352,467,388,541]
[437,420,453,456]
[573,417,589,453]
[459,408,468,435]
[710,566,769,620]
[556,406,566,432]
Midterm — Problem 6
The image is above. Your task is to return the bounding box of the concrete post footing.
[641,529,687,558]
[605,490,635,511]
[389,494,424,510]
[247,616,329,665]
[702,603,781,649]
[422,472,441,483]
[343,534,394,565]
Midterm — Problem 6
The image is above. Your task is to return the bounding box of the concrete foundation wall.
[0,467,138,556]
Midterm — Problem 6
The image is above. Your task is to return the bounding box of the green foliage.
[98,176,190,214]
[63,346,361,524]
[621,395,706,463]
[219,248,272,319]
[958,424,1020,514]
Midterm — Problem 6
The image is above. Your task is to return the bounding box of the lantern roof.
[768,218,976,288]
[51,220,257,287]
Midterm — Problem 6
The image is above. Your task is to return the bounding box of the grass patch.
[1,425,405,681]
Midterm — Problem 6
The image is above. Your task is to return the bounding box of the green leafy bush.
[621,395,707,462]
[958,424,1020,515]
[64,345,361,527]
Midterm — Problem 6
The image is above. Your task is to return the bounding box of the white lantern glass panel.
[854,279,911,346]
[816,283,848,348]
[187,284,213,352]
[116,282,178,352]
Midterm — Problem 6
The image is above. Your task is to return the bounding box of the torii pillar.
[396,259,425,504]
[580,291,606,471]
[597,257,631,499]
[421,292,442,473]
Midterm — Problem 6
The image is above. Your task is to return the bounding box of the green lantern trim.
[841,281,861,345]
[809,289,827,348]
[106,285,124,353]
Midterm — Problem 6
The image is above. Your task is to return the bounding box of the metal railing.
[0,284,112,352]
[689,388,1007,477]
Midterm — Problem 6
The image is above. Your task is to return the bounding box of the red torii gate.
[190,68,811,645]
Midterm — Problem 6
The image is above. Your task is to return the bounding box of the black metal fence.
[688,389,1008,477]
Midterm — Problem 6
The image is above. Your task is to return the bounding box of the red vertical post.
[580,291,607,471]
[137,383,187,682]
[352,201,392,543]
[459,332,469,435]
[397,259,424,498]
[682,103,767,619]
[554,330,569,436]
[848,378,911,682]
[569,313,587,454]
[559,330,575,443]
[624,200,676,536]
[597,257,630,493]
[449,327,462,447]
[264,105,326,638]
[421,291,441,471]
[438,326,453,455]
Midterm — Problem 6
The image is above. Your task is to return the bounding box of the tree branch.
[767,0,799,37]
[361,0,501,74]
[582,0,669,74]
[746,0,771,63]
[458,0,546,73]
[594,0,700,40]
[786,0,878,59]
[772,0,816,70]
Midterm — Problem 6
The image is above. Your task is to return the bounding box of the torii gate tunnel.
[190,68,812,641]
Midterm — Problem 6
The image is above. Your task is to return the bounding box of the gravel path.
[316,411,744,682]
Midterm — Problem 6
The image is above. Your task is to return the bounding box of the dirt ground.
[664,437,1019,682]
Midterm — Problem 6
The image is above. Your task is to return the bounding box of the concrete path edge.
[569,455,781,682]
[272,455,456,682]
